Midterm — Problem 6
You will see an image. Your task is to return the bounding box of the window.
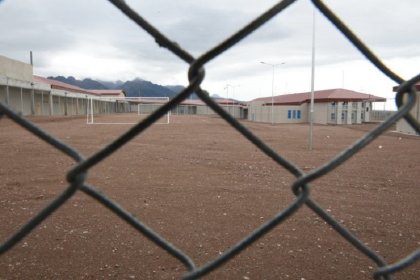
[331,113,335,120]
[343,101,348,109]
[287,110,291,119]
[297,110,301,119]
[292,110,296,119]
[341,112,345,120]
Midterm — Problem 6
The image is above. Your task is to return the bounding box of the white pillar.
[347,102,352,124]
[337,102,343,125]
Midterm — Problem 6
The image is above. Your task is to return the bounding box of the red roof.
[33,75,124,96]
[88,89,125,96]
[252,88,386,105]
[33,75,91,94]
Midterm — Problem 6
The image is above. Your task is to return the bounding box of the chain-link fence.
[1,0,420,279]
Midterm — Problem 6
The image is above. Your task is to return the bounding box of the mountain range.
[48,76,202,99]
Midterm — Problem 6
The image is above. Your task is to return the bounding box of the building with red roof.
[1,53,127,116]
[2,54,396,126]
[33,75,125,97]
[248,88,386,125]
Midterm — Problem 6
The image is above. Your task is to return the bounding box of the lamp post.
[231,85,240,118]
[309,7,316,151]
[260,61,285,125]
[224,84,231,114]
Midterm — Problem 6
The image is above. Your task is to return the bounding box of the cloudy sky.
[1,0,419,108]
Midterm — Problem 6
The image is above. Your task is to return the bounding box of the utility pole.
[260,61,285,125]
[309,8,316,151]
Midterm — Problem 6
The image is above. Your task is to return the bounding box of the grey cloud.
[0,0,418,89]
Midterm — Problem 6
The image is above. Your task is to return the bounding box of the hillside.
[48,76,201,99]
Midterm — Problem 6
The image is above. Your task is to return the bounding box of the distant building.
[0,54,125,116]
[155,98,246,118]
[247,88,385,125]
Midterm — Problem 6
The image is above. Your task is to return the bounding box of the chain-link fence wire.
[1,0,420,279]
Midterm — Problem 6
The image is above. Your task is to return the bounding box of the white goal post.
[86,96,170,124]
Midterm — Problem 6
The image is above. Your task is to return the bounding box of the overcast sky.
[1,0,419,108]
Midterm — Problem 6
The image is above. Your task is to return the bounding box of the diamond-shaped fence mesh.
[1,0,419,279]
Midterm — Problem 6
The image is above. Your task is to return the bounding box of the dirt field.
[0,114,419,279]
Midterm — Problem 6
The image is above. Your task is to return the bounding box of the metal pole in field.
[30,83,35,115]
[232,84,240,118]
[90,97,94,123]
[309,7,316,151]
[5,77,9,105]
[260,61,285,125]
[224,84,231,115]
[271,66,274,124]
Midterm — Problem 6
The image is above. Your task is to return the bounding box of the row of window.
[331,112,365,121]
[287,110,301,119]
[330,102,370,110]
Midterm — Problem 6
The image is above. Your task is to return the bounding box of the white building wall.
[347,102,353,124]
[196,105,214,115]
[365,102,371,122]
[312,103,328,124]
[336,102,343,125]
[396,90,420,135]
[248,101,270,123]
[248,101,306,123]
[356,102,362,124]
[0,55,33,82]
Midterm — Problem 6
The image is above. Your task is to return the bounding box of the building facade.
[0,55,125,117]
[248,89,385,125]
[1,54,248,119]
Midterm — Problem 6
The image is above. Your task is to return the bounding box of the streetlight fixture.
[260,61,285,125]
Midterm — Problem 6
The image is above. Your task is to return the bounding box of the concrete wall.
[248,100,306,124]
[396,91,420,135]
[196,105,214,116]
[248,100,378,125]
[222,105,244,119]
[0,77,134,118]
[312,103,328,124]
[356,102,362,123]
[172,104,246,119]
[370,110,394,122]
[0,55,33,82]
[172,104,199,115]
[364,102,371,122]
[1,84,36,115]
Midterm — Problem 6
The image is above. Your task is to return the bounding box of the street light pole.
[224,84,231,114]
[309,7,316,151]
[231,84,240,118]
[260,61,285,125]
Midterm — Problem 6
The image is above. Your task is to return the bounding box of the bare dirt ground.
[0,114,419,279]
